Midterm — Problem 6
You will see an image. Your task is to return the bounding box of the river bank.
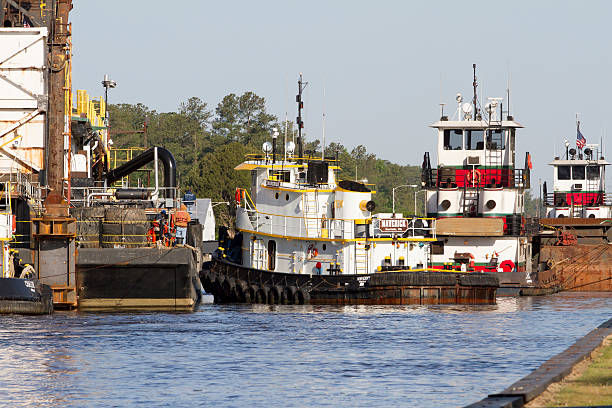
[467,315,612,407]
[526,333,612,407]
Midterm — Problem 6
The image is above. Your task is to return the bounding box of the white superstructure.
[544,138,611,218]
[233,150,435,275]
[420,67,532,277]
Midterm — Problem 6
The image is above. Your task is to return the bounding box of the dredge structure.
[0,0,203,311]
[420,65,536,294]
[204,75,499,305]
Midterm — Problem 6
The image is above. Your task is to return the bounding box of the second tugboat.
[202,74,498,305]
[421,65,535,295]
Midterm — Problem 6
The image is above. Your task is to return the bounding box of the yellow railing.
[236,188,436,241]
[75,89,106,128]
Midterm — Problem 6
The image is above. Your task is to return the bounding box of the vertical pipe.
[152,146,159,199]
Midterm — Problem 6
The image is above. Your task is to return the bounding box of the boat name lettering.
[379,218,409,233]
[23,280,34,289]
[266,180,281,187]
[357,276,370,287]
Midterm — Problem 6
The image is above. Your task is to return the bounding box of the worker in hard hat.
[174,204,191,245]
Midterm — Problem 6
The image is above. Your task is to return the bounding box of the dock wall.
[465,317,612,407]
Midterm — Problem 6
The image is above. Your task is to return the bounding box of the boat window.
[267,240,276,271]
[272,170,291,183]
[443,129,463,150]
[486,129,505,150]
[587,165,600,180]
[572,165,585,180]
[557,166,570,180]
[465,129,484,150]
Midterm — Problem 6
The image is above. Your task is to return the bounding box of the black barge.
[202,252,498,305]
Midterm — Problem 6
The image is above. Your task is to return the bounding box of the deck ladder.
[355,243,368,274]
[303,191,319,238]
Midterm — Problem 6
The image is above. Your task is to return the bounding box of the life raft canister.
[499,259,515,272]
[466,169,482,185]
[235,188,241,204]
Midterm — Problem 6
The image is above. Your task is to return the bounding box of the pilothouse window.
[558,166,571,180]
[587,166,600,180]
[486,129,505,150]
[465,130,484,150]
[443,129,463,150]
[572,166,585,180]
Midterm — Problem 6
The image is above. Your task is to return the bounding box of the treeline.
[108,92,423,227]
[108,92,539,227]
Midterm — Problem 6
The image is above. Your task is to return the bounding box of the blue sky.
[71,1,612,189]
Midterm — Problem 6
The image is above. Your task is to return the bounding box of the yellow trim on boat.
[235,161,340,170]
[261,184,334,193]
[237,227,436,243]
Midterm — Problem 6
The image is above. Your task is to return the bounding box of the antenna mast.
[507,66,511,119]
[472,64,478,121]
[296,73,308,162]
[321,82,326,160]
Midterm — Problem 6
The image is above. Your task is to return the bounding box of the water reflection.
[0,292,610,407]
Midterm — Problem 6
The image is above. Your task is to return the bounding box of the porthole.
[322,244,327,251]
[285,193,289,201]
[440,199,451,211]
[275,192,279,199]
[486,200,496,210]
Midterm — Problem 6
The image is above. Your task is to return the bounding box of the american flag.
[577,125,586,149]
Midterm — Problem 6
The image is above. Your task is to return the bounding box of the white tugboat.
[421,65,533,291]
[533,120,612,292]
[543,122,611,218]
[203,75,498,305]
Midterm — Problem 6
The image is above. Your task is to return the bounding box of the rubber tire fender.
[282,285,297,305]
[201,271,213,294]
[222,277,236,301]
[294,288,311,305]
[256,286,269,304]
[235,281,248,303]
[268,285,282,304]
[247,285,258,303]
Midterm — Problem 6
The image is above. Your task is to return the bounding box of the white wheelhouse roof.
[429,120,524,129]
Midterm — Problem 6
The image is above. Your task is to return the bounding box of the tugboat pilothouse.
[543,122,611,218]
[421,65,533,290]
[204,75,499,305]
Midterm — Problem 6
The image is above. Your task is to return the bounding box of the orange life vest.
[175,210,190,227]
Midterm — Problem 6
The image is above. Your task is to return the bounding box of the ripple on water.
[0,292,610,407]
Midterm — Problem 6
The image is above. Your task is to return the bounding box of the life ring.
[466,169,482,185]
[499,259,515,272]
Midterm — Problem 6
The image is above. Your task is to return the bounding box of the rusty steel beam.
[44,0,71,215]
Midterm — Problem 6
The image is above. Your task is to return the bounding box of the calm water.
[1,293,611,408]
